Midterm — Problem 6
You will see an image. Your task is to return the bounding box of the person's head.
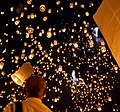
[24,75,47,100]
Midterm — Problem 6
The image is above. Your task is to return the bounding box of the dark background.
[0,0,120,112]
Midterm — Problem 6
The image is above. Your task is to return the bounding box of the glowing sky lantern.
[94,0,120,67]
[11,62,34,86]
[0,62,4,70]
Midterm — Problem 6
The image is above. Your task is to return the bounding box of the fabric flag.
[93,0,120,67]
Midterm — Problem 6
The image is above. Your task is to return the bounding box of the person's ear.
[42,88,47,97]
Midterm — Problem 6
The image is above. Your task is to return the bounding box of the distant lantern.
[56,0,61,5]
[54,40,57,45]
[48,9,52,13]
[0,62,4,70]
[43,16,48,21]
[97,105,102,111]
[28,53,34,59]
[74,43,78,48]
[69,3,74,8]
[47,31,52,38]
[11,62,34,86]
[39,4,46,12]
[14,20,20,25]
[108,96,112,102]
[27,26,34,34]
[58,65,62,72]
[27,0,32,4]
[30,13,36,19]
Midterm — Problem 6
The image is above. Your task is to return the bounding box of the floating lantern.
[11,62,34,86]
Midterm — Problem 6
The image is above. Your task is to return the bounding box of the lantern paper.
[11,62,34,86]
[93,0,120,67]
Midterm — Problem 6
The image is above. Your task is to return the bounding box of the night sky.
[0,0,120,112]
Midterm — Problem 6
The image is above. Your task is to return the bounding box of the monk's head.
[24,75,47,100]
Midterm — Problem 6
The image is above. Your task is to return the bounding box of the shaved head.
[25,75,46,98]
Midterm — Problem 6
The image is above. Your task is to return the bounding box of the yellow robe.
[3,97,52,112]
